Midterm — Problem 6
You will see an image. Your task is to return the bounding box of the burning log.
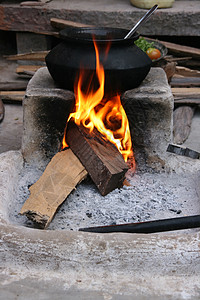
[66,120,129,196]
[79,215,200,234]
[20,149,87,228]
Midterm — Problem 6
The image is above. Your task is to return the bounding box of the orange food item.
[146,48,161,60]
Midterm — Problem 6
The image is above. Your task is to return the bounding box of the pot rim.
[59,27,140,45]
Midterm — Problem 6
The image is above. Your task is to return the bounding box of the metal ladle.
[124,4,158,39]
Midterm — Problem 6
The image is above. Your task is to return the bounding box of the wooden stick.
[0,91,25,102]
[4,51,49,61]
[175,66,200,78]
[16,65,44,75]
[20,149,88,228]
[165,56,193,62]
[66,121,128,196]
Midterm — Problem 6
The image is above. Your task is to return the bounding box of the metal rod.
[79,215,200,234]
[124,4,158,39]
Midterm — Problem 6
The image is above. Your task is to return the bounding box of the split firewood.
[0,91,25,102]
[20,149,88,228]
[173,106,195,145]
[171,87,200,100]
[50,18,94,30]
[170,77,200,88]
[16,65,44,76]
[165,56,193,63]
[155,40,200,60]
[0,81,28,91]
[66,121,128,196]
[4,51,49,62]
[174,99,200,105]
[178,60,200,69]
[175,66,200,78]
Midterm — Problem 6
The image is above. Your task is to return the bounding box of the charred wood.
[66,121,128,196]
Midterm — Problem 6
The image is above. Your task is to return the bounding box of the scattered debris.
[167,144,200,159]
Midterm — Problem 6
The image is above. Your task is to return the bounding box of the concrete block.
[22,67,74,170]
[122,67,174,171]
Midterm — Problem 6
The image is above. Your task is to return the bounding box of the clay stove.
[22,67,173,172]
[1,66,200,298]
[14,66,199,229]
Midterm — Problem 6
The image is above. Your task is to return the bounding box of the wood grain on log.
[20,149,88,228]
[66,121,128,196]
[173,106,195,145]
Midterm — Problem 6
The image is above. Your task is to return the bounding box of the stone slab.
[0,1,199,36]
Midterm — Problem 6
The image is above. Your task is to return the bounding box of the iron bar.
[79,215,200,234]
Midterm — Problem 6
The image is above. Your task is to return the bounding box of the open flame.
[62,40,134,164]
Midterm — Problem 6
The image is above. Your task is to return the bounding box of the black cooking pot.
[45,27,152,95]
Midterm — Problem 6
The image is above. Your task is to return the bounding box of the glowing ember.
[62,40,134,164]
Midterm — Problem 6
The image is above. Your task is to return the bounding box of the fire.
[62,40,134,164]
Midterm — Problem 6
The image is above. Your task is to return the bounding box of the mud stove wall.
[22,67,173,171]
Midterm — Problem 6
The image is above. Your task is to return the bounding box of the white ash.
[9,164,200,231]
